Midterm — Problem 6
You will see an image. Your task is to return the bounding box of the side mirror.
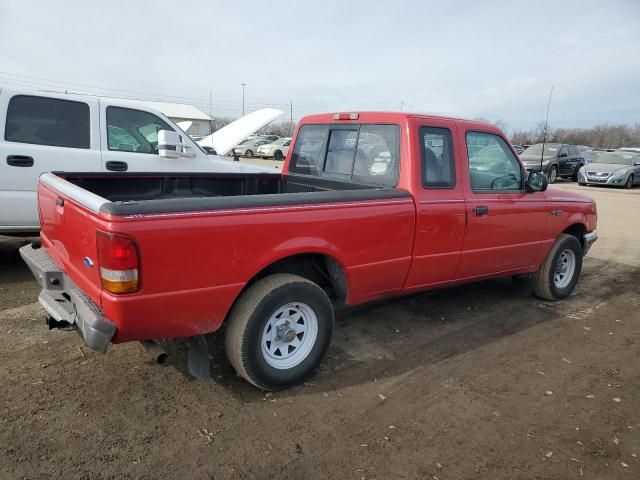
[158,130,195,158]
[526,171,548,193]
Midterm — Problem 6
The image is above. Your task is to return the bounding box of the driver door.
[99,102,205,172]
[458,130,548,279]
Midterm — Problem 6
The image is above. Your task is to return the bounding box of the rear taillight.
[96,231,140,294]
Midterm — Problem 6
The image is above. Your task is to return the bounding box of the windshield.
[596,153,635,165]
[522,143,559,158]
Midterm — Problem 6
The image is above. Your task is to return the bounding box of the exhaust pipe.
[140,340,168,364]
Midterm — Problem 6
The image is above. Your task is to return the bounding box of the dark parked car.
[519,143,586,183]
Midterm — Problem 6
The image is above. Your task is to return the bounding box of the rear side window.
[289,123,400,186]
[420,126,455,188]
[106,106,173,154]
[5,95,90,149]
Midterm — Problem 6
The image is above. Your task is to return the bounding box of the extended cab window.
[466,132,522,191]
[420,127,455,188]
[106,107,173,154]
[5,95,90,149]
[290,124,399,186]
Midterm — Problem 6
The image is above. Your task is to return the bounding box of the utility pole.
[289,100,293,135]
[241,83,246,116]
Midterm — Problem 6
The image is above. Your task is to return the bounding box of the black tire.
[225,274,334,390]
[547,165,558,184]
[533,234,583,301]
[578,182,586,186]
[571,165,583,182]
[625,174,634,189]
[274,150,283,161]
[245,149,254,158]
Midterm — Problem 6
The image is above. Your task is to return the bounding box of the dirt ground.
[1,182,639,480]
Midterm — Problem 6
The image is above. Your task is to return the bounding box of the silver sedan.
[577,152,640,188]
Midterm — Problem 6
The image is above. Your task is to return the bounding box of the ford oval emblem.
[83,257,94,268]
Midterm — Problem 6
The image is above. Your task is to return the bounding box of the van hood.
[198,108,283,155]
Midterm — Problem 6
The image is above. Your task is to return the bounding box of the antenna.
[540,86,554,175]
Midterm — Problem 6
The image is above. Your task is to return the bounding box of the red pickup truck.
[21,112,598,390]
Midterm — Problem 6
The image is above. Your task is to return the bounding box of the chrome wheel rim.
[261,302,318,369]
[554,249,576,289]
[549,168,557,183]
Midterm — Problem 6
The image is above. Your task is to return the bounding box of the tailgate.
[37,175,105,306]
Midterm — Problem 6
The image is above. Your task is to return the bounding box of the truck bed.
[58,172,408,215]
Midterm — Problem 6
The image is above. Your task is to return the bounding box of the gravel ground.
[1,182,639,479]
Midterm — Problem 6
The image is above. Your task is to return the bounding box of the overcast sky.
[1,0,638,131]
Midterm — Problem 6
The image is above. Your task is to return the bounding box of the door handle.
[475,206,489,216]
[105,161,128,172]
[7,155,34,167]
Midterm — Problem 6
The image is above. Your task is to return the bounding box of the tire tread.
[225,274,328,389]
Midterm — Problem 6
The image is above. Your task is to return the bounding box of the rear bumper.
[19,244,116,352]
[583,230,598,255]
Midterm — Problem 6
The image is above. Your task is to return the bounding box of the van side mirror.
[158,130,195,158]
[526,171,548,192]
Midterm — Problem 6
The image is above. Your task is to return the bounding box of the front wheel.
[625,174,634,189]
[245,149,254,158]
[274,150,283,161]
[225,274,334,390]
[533,234,583,301]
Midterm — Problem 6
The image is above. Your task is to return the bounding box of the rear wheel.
[274,150,283,161]
[225,274,334,390]
[625,174,634,189]
[547,165,558,184]
[533,234,583,301]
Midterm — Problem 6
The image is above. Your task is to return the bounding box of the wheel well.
[246,254,347,301]
[563,223,586,250]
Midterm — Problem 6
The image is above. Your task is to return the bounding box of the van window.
[289,124,400,186]
[5,95,90,149]
[106,106,173,154]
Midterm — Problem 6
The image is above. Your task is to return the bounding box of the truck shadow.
[0,235,40,311]
[167,256,640,402]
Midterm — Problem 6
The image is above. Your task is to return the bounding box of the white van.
[0,87,276,234]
